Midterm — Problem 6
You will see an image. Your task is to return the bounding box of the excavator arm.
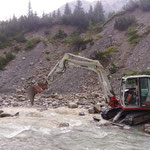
[27,53,118,106]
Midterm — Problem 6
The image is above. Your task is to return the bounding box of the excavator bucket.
[27,86,36,105]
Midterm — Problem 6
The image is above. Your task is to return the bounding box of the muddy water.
[0,107,150,150]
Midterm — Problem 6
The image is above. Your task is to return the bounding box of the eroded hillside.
[0,7,150,97]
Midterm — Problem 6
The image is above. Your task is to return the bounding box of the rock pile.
[0,88,107,113]
[143,124,150,134]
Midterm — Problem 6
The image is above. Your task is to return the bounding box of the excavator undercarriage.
[101,108,150,125]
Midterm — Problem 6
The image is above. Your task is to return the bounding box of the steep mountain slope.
[0,7,150,97]
[82,8,150,93]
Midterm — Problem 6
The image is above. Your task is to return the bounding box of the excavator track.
[122,111,150,125]
[101,107,122,120]
[102,108,150,125]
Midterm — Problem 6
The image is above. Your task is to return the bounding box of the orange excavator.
[27,53,150,125]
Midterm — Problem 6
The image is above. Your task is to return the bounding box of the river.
[0,107,149,150]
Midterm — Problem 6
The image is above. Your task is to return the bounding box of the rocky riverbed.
[0,88,150,135]
[0,107,150,150]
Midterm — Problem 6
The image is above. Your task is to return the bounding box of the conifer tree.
[88,5,94,24]
[64,3,72,15]
[57,9,61,18]
[93,1,105,24]
[72,0,88,29]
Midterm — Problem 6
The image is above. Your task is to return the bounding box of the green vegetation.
[0,0,105,50]
[95,33,103,40]
[26,37,41,49]
[46,56,50,61]
[0,52,15,70]
[122,70,150,76]
[114,16,136,31]
[13,45,21,53]
[109,63,117,74]
[52,29,67,40]
[126,27,139,44]
[70,34,85,50]
[13,32,26,43]
[122,71,138,76]
[88,23,103,33]
[140,70,150,75]
[94,46,118,60]
[0,38,12,49]
[45,50,50,54]
[83,37,93,44]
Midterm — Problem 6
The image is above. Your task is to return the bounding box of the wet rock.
[51,93,58,98]
[16,89,22,93]
[68,102,78,108]
[143,124,150,134]
[55,95,63,100]
[12,102,19,107]
[0,110,4,114]
[93,116,101,122]
[79,112,85,116]
[94,104,102,113]
[52,101,58,107]
[88,107,95,114]
[59,122,69,128]
[22,57,26,60]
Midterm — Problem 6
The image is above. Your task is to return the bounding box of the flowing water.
[0,107,149,150]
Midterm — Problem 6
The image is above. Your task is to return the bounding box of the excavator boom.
[27,53,115,105]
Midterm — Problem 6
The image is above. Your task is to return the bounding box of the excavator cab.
[120,75,150,109]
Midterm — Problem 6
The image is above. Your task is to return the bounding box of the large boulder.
[68,102,78,108]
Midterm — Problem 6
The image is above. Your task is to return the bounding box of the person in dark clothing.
[125,88,137,105]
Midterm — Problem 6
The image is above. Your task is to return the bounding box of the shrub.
[70,34,85,50]
[46,56,50,61]
[103,46,118,57]
[93,46,118,60]
[122,71,138,76]
[89,23,103,33]
[109,63,117,74]
[0,38,12,49]
[0,52,15,70]
[140,70,150,75]
[45,50,50,54]
[5,52,15,62]
[83,37,93,44]
[0,56,6,70]
[140,0,150,11]
[13,45,21,53]
[126,27,139,44]
[26,37,41,49]
[96,33,103,39]
[61,37,71,44]
[114,16,136,31]
[13,32,26,43]
[52,29,67,40]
